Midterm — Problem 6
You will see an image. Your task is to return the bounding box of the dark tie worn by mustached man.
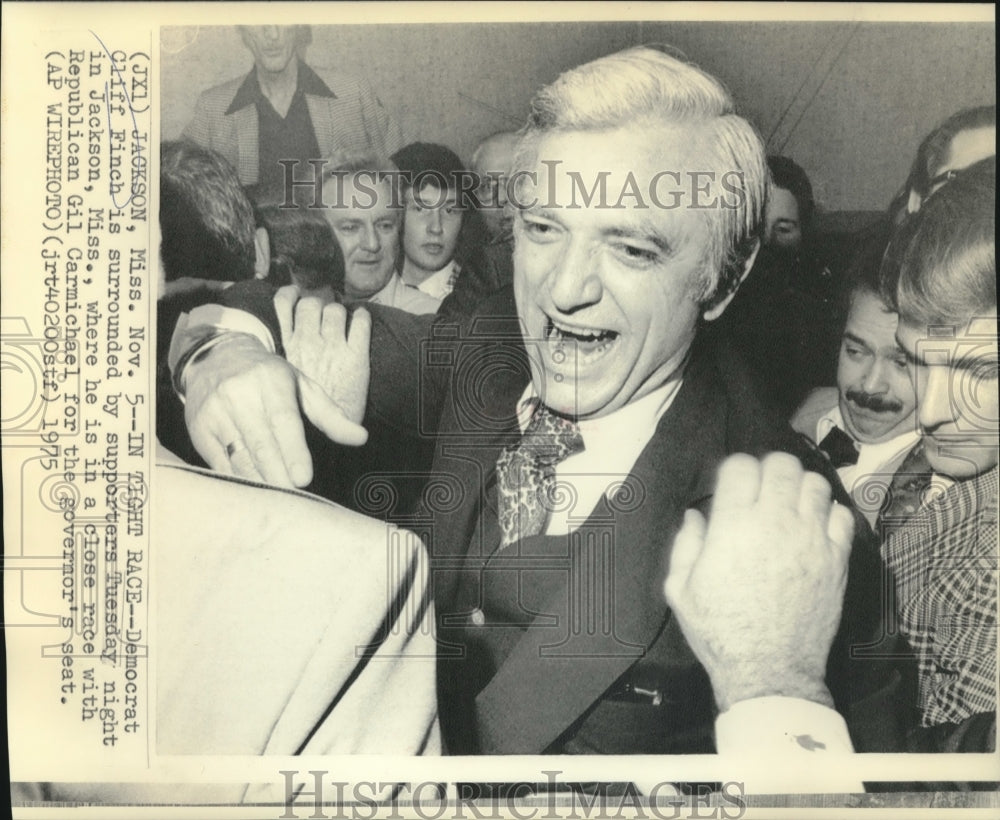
[495,401,585,550]
[818,425,860,468]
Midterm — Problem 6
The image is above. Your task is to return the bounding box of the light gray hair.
[513,45,767,307]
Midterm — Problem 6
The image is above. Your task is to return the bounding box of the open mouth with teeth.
[545,316,619,362]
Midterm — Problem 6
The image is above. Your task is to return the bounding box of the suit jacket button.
[469,608,486,626]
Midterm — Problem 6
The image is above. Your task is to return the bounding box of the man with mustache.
[681,157,997,757]
[792,262,919,527]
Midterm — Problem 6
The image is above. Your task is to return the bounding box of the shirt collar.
[366,273,402,306]
[817,404,920,464]
[517,362,687,450]
[515,364,688,537]
[226,59,335,114]
[296,61,336,98]
[414,261,459,290]
[816,405,847,443]
[574,382,683,459]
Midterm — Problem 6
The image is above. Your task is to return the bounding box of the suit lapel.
[429,323,529,606]
[306,94,337,159]
[226,105,259,188]
[474,342,727,753]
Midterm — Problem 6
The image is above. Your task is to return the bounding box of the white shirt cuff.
[167,305,276,383]
[715,696,862,794]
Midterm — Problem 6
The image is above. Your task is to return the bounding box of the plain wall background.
[160,22,995,212]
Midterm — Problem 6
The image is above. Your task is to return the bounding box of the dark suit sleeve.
[440,237,515,321]
[215,279,285,353]
[908,711,997,753]
[210,280,446,428]
[305,303,440,513]
[707,333,915,752]
[187,282,450,513]
[794,436,918,753]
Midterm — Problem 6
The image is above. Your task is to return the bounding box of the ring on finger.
[225,439,247,459]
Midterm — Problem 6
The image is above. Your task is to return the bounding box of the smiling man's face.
[513,124,730,419]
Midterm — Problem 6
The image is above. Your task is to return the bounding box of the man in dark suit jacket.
[174,46,900,758]
[403,291,887,755]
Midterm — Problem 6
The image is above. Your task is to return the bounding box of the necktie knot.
[495,402,585,549]
[818,426,859,468]
[517,401,585,465]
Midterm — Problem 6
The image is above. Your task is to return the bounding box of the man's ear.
[253,227,270,279]
[906,189,923,215]
[702,238,760,322]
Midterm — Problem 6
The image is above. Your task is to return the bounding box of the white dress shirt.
[368,273,441,314]
[816,406,920,526]
[516,380,859,789]
[414,261,459,301]
[515,377,683,535]
[712,697,859,793]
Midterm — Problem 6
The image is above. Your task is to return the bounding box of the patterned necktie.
[495,401,585,550]
[876,440,934,539]
[818,426,860,468]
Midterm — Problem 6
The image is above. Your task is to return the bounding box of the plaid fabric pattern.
[882,465,999,726]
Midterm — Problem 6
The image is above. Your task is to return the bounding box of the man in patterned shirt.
[667,157,996,763]
[885,155,997,750]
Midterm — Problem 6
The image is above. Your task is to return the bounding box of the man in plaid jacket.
[664,157,996,765]
[883,156,997,751]
[183,25,402,195]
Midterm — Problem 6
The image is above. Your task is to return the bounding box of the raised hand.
[183,332,367,488]
[274,286,371,426]
[664,452,855,712]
